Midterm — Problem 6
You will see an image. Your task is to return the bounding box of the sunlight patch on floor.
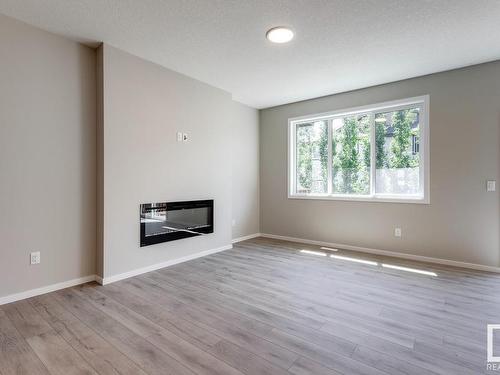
[300,249,327,256]
[299,248,438,276]
[382,263,437,276]
[330,254,378,266]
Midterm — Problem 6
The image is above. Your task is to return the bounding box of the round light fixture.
[266,27,294,44]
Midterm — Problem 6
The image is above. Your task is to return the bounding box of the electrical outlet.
[30,251,40,265]
[487,180,496,192]
[176,132,183,142]
[394,227,402,238]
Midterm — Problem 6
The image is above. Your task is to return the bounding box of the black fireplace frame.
[140,199,214,247]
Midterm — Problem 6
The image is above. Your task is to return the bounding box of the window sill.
[288,193,429,204]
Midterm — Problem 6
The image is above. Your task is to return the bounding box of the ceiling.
[1,0,500,109]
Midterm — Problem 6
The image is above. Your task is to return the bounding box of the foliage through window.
[332,114,370,195]
[289,96,429,203]
[295,121,328,194]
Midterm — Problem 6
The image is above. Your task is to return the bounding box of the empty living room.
[1,1,499,374]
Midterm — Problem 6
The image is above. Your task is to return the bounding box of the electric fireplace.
[140,199,213,247]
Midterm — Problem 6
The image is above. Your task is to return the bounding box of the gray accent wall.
[0,19,260,298]
[98,44,259,279]
[0,14,97,297]
[260,62,500,267]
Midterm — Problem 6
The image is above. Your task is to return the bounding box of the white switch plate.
[394,227,402,238]
[30,251,40,265]
[176,132,183,142]
[487,180,496,192]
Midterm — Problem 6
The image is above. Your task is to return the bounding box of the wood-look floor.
[1,238,499,375]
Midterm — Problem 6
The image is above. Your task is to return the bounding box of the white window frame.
[288,95,430,204]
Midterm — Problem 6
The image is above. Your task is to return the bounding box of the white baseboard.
[0,244,233,305]
[260,233,500,274]
[4,234,495,306]
[99,244,233,285]
[232,233,261,244]
[0,275,97,306]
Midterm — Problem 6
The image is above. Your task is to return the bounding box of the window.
[295,120,328,194]
[288,96,429,203]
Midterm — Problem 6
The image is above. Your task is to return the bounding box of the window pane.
[331,114,370,195]
[375,107,420,195]
[295,121,328,194]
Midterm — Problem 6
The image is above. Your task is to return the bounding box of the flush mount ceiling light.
[266,27,294,43]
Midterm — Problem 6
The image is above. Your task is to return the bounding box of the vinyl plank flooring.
[73,285,165,338]
[413,340,485,369]
[120,277,300,370]
[29,294,148,375]
[288,357,343,375]
[188,249,442,316]
[225,242,492,344]
[166,258,436,347]
[3,300,99,375]
[351,346,438,375]
[146,332,243,375]
[261,328,386,375]
[54,288,196,375]
[95,282,222,351]
[145,270,330,329]
[322,322,459,375]
[207,339,289,375]
[73,285,244,375]
[0,308,50,375]
[97,285,296,375]
[135,272,370,372]
[442,333,486,358]
[157,263,385,323]
[2,300,53,339]
[26,330,98,375]
[1,237,498,375]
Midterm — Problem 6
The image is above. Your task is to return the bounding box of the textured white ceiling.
[1,0,500,108]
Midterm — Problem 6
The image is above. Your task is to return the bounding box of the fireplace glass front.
[140,200,213,246]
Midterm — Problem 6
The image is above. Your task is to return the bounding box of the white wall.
[0,14,96,298]
[260,62,500,267]
[231,102,260,240]
[99,44,258,279]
